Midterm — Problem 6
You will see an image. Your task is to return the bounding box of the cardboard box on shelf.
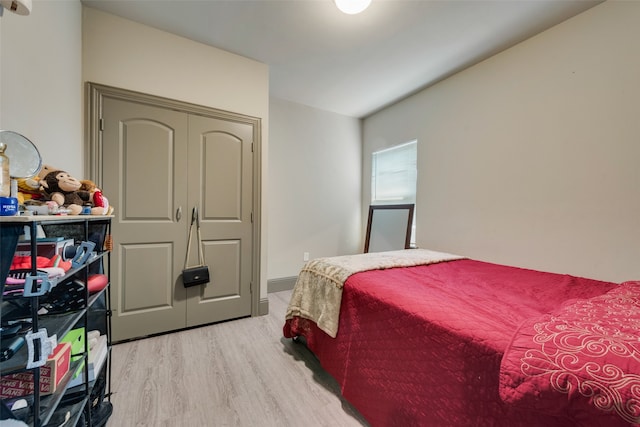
[15,239,75,259]
[0,341,71,398]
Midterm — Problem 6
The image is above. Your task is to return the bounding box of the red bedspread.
[283,259,628,427]
[500,281,640,425]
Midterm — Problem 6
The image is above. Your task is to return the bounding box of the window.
[371,140,417,244]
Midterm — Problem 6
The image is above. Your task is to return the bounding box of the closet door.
[102,97,189,341]
[185,115,254,327]
[101,95,257,341]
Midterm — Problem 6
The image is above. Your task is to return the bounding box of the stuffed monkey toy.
[40,170,90,215]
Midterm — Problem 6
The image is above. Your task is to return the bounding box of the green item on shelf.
[61,327,86,378]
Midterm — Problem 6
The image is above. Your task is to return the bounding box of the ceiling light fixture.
[0,0,32,16]
[334,0,371,15]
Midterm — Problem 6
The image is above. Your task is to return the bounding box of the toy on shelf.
[11,160,114,216]
[39,170,90,215]
[80,179,111,215]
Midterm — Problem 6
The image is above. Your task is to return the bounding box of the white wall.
[82,7,270,298]
[1,4,270,298]
[269,98,362,279]
[82,8,267,123]
[363,0,640,283]
[0,0,83,176]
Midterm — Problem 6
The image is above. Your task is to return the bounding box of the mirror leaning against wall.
[364,204,415,253]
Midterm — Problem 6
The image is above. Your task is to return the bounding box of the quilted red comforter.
[283,258,635,427]
[500,280,640,425]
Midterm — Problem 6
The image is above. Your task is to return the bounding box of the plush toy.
[39,170,90,215]
[37,164,57,180]
[15,164,56,207]
[16,176,43,205]
[80,179,111,215]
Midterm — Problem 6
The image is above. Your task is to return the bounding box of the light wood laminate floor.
[107,290,369,426]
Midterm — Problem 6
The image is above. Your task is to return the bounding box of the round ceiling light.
[334,0,371,15]
[0,0,32,15]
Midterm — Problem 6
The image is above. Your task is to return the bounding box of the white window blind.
[371,140,417,205]
[371,140,417,246]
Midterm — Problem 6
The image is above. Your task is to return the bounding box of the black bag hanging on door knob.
[182,206,210,287]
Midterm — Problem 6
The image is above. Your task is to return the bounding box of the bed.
[282,249,640,427]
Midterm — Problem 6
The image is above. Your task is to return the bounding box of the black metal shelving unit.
[0,215,112,426]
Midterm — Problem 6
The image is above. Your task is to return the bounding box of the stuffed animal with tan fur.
[39,170,90,215]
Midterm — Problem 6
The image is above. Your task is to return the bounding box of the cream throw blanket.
[285,249,465,338]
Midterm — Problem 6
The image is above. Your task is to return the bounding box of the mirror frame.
[0,130,42,178]
[364,204,415,253]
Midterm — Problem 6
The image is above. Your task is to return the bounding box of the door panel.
[202,240,240,299]
[121,243,173,311]
[203,131,242,220]
[122,120,177,219]
[186,115,254,327]
[103,97,189,341]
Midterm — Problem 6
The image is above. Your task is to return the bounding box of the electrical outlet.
[303,252,310,262]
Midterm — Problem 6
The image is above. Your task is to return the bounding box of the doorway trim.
[85,82,264,317]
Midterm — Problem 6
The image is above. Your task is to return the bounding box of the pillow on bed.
[499,281,640,424]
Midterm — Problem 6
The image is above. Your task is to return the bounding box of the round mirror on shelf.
[0,130,42,178]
